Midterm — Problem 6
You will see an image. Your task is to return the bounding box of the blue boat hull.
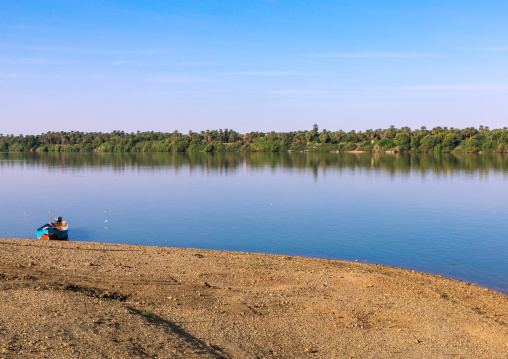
[37,224,69,240]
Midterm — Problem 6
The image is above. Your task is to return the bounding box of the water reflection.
[1,152,507,176]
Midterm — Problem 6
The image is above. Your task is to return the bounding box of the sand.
[0,237,506,358]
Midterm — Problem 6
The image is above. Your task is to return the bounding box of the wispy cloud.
[0,73,34,78]
[266,84,508,94]
[147,76,214,84]
[309,52,435,58]
[112,60,230,67]
[0,57,233,68]
[222,71,303,76]
[145,90,197,95]
[263,89,336,95]
[0,57,89,65]
[386,84,508,91]
[9,44,157,55]
[485,46,508,52]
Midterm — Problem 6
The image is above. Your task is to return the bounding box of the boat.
[37,217,69,240]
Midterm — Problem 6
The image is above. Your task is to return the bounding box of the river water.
[1,152,507,294]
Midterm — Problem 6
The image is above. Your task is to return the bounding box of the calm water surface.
[1,152,507,294]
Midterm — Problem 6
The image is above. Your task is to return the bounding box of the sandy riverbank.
[0,238,506,358]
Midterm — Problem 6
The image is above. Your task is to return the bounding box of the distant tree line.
[1,125,508,153]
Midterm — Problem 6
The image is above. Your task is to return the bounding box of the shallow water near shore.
[1,151,507,294]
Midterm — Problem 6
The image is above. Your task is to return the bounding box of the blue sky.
[1,0,508,134]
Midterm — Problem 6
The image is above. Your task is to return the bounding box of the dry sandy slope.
[0,238,506,358]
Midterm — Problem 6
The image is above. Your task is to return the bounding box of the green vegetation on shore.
[2,125,508,153]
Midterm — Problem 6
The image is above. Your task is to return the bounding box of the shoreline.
[1,237,507,358]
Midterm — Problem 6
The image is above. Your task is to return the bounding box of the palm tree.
[401,126,411,136]
[310,124,319,140]
[431,127,442,135]
[384,125,396,139]
[319,129,329,143]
